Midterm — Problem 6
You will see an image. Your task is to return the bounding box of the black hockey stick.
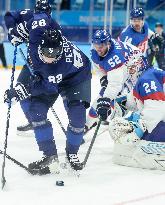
[1,46,18,190]
[0,149,36,175]
[82,119,102,167]
[50,107,66,135]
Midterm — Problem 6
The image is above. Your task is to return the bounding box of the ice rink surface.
[0,69,165,205]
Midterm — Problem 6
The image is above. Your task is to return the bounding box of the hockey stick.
[82,119,102,167]
[0,149,36,175]
[19,48,66,136]
[1,46,18,189]
[50,107,66,135]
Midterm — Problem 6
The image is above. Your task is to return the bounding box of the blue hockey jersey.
[27,12,61,44]
[4,9,61,44]
[4,9,34,42]
[29,36,91,96]
[119,22,149,54]
[27,12,61,68]
[133,67,165,103]
[91,39,137,74]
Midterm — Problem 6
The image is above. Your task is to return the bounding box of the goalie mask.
[38,29,63,63]
[125,50,146,85]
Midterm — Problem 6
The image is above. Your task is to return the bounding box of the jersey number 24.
[143,81,157,93]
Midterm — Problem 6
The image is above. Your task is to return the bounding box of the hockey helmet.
[34,0,51,14]
[92,29,111,45]
[39,29,63,60]
[130,7,145,19]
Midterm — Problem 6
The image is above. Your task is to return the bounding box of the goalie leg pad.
[112,141,165,171]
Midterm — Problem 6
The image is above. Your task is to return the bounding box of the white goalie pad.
[112,140,165,171]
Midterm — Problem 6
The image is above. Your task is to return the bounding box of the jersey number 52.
[108,55,121,68]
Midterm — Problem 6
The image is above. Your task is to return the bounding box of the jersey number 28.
[32,19,46,29]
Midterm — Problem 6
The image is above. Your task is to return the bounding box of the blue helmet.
[92,30,111,45]
[34,0,51,14]
[130,7,145,19]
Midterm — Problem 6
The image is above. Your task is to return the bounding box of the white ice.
[0,69,165,205]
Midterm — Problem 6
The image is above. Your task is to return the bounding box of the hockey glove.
[100,75,108,89]
[8,28,24,46]
[96,97,111,121]
[4,83,30,105]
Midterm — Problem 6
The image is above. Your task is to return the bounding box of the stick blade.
[1,176,6,190]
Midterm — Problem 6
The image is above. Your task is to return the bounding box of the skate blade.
[61,160,81,177]
[17,130,35,137]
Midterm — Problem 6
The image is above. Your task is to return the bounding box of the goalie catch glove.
[109,113,147,144]
[96,97,111,121]
[4,83,30,105]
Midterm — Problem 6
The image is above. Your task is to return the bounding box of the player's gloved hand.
[16,22,29,40]
[100,75,108,89]
[96,97,111,121]
[8,28,24,46]
[4,83,30,105]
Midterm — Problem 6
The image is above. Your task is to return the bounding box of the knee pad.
[28,103,48,122]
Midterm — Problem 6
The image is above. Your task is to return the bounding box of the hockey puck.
[56,180,64,186]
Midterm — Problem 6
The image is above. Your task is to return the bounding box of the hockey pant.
[21,96,86,156]
[142,121,165,142]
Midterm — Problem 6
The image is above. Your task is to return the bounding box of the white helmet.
[125,50,146,85]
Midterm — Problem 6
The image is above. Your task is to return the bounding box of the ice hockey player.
[4,29,92,174]
[4,0,61,133]
[109,52,165,170]
[118,7,157,57]
[84,29,145,135]
[5,30,91,174]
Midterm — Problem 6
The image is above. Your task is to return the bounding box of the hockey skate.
[28,155,60,175]
[17,122,35,137]
[66,152,83,171]
[17,123,33,131]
